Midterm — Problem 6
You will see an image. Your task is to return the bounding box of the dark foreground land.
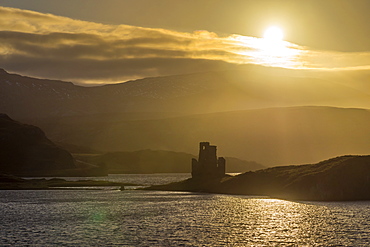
[0,174,135,190]
[147,155,370,201]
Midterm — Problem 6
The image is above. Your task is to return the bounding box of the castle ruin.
[191,142,225,179]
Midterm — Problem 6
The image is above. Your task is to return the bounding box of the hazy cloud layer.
[0,6,369,84]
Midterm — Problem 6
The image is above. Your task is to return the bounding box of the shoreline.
[0,176,139,190]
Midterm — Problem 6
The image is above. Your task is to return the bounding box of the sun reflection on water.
[203,195,341,245]
[1,190,369,246]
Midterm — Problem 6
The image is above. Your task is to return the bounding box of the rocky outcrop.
[0,114,76,176]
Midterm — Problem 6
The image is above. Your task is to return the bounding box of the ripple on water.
[0,190,369,246]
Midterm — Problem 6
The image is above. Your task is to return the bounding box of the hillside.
[73,150,264,174]
[148,155,370,201]
[0,114,106,176]
[222,155,370,201]
[0,114,75,176]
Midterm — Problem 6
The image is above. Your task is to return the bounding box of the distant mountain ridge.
[1,67,369,119]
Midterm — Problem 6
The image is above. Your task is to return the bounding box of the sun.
[231,25,300,68]
[263,26,284,42]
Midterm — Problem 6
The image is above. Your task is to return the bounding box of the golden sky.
[0,1,369,84]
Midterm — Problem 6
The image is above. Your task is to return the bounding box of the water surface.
[2,174,369,246]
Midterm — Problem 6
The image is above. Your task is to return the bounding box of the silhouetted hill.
[0,173,25,183]
[0,114,75,176]
[220,155,370,201]
[0,114,107,176]
[224,157,264,173]
[36,106,370,166]
[73,150,264,174]
[148,155,370,201]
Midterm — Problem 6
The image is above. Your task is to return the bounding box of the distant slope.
[73,150,264,174]
[1,66,369,120]
[37,106,370,166]
[220,155,370,201]
[55,142,101,154]
[149,155,370,201]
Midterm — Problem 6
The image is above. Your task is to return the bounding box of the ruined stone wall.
[192,142,225,179]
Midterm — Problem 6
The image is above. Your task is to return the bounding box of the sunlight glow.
[264,26,284,42]
[229,34,303,69]
[256,39,300,66]
[261,26,291,61]
[230,26,302,68]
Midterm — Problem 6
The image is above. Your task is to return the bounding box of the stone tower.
[191,142,225,179]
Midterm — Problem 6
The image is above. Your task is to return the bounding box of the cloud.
[0,6,369,84]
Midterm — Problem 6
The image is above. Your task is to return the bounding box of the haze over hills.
[34,106,370,166]
[0,66,369,167]
[0,113,262,175]
[1,66,369,119]
[73,150,264,174]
